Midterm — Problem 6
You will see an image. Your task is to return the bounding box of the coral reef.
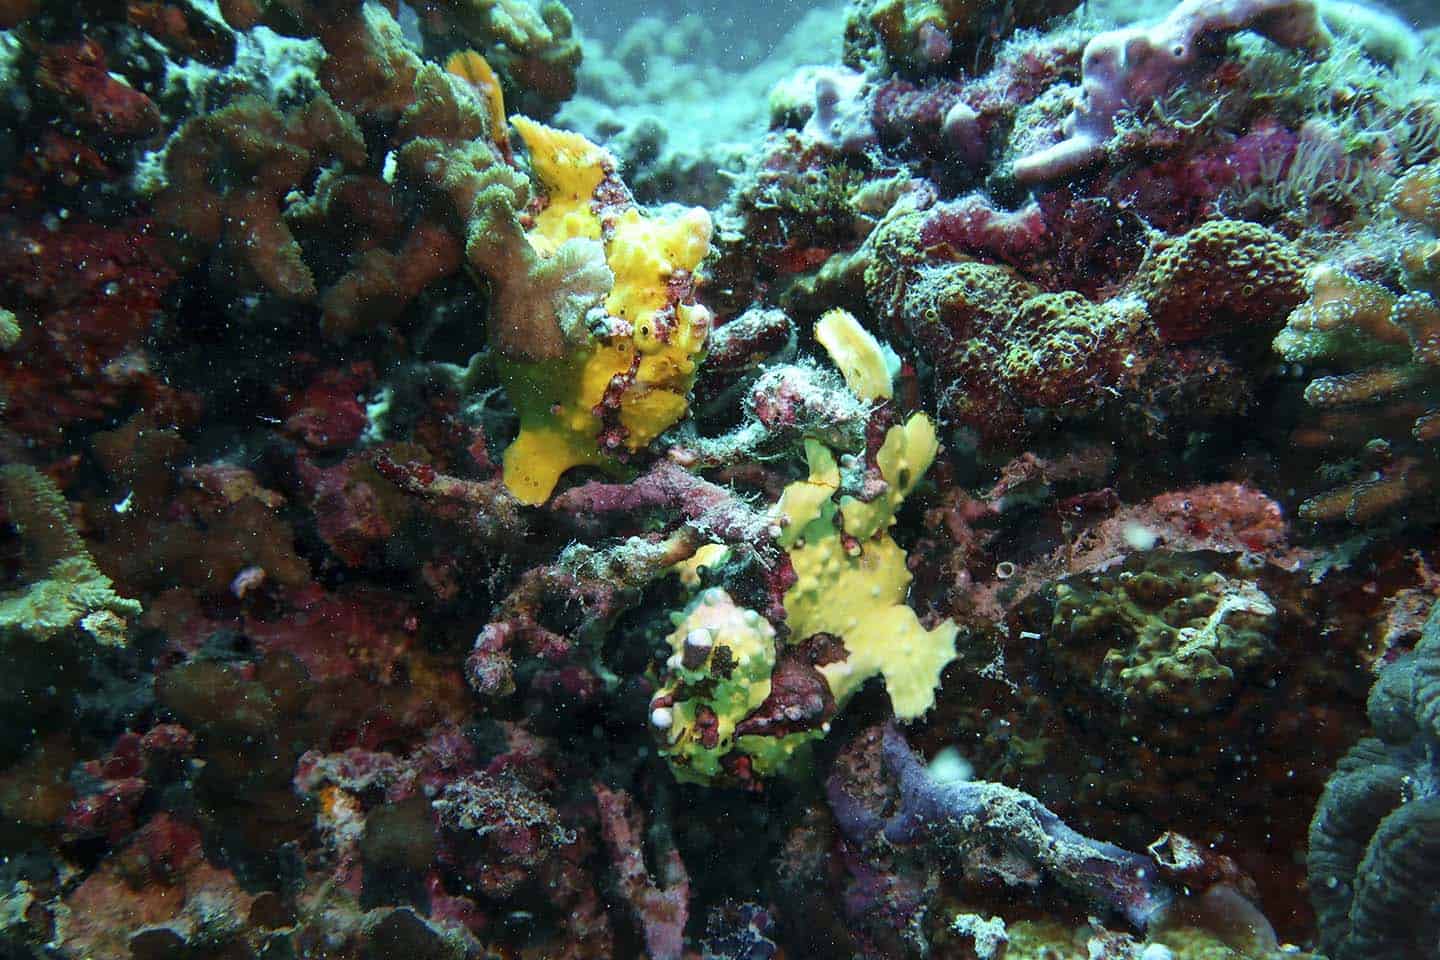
[844,0,1084,78]
[0,465,140,646]
[1,0,1438,956]
[1010,0,1333,183]
[857,207,1307,450]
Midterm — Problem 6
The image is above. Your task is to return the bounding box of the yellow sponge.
[653,588,820,782]
[777,412,955,719]
[497,119,713,504]
[814,307,893,401]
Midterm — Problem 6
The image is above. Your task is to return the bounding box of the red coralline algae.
[0,220,180,443]
[36,39,162,139]
[434,769,575,897]
[127,1,237,66]
[281,362,374,452]
[298,453,404,568]
[60,861,256,960]
[1011,0,1331,184]
[1147,483,1290,554]
[241,584,416,684]
[594,783,690,960]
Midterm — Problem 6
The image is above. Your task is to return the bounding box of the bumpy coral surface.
[1275,159,1440,522]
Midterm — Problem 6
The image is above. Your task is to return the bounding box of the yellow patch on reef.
[498,118,713,505]
[774,439,841,549]
[510,115,606,254]
[840,413,938,540]
[814,307,893,401]
[779,413,956,719]
[673,543,730,589]
[497,344,608,505]
[606,208,713,331]
[657,588,784,783]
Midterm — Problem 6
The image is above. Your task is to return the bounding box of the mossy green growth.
[1,465,139,647]
[1050,560,1277,716]
[776,164,865,235]
[652,587,820,784]
[0,307,18,350]
[992,291,1138,405]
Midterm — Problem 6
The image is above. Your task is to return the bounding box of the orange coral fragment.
[1288,265,1408,345]
[1299,460,1426,524]
[1391,161,1440,232]
[1303,367,1422,407]
[445,49,511,159]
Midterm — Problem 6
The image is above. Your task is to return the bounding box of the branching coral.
[150,7,501,338]
[593,783,689,960]
[217,0,580,118]
[0,465,139,647]
[1273,159,1440,522]
[154,94,367,302]
[411,0,582,116]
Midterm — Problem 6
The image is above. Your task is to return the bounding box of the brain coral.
[1308,598,1440,960]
